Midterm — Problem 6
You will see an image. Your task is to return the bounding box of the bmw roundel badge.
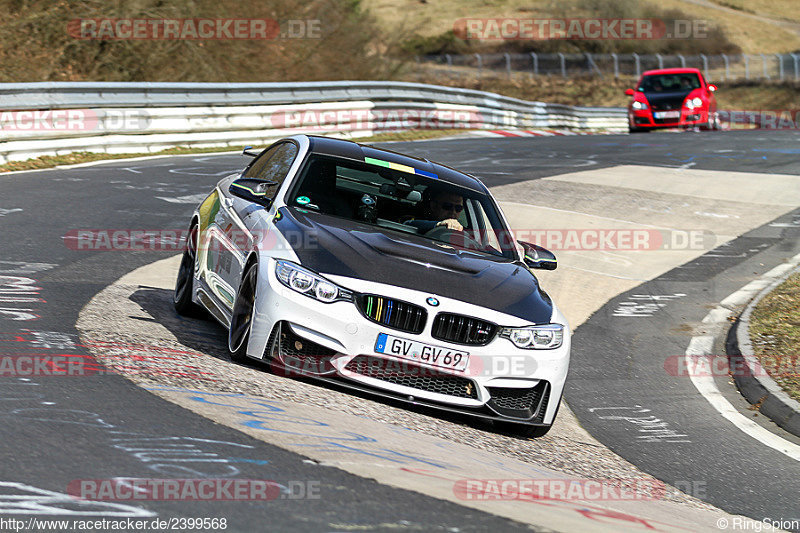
[426,297,439,307]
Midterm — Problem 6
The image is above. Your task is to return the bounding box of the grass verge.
[0,146,241,174]
[0,130,466,173]
[749,270,800,403]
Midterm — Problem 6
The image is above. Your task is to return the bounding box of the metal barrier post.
[611,53,619,78]
[777,54,784,81]
[505,53,512,78]
[722,54,729,80]
[700,54,709,81]
[531,52,538,76]
[678,54,686,68]
[745,55,750,80]
[446,54,452,67]
[586,53,595,75]
[656,53,663,69]
[761,53,769,79]
[559,53,566,78]
[475,53,483,77]
[793,53,800,81]
[633,53,640,78]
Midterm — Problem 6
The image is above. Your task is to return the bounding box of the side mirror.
[624,88,635,96]
[229,177,277,207]
[518,241,557,270]
[708,84,717,92]
[242,146,260,158]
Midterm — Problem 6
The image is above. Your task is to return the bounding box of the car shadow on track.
[127,287,527,440]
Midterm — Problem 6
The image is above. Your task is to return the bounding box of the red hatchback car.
[625,68,719,132]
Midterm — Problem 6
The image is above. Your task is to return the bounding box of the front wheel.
[700,111,721,131]
[228,261,258,363]
[711,111,722,130]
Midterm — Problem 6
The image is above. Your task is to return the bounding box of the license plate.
[374,333,469,371]
[654,111,680,119]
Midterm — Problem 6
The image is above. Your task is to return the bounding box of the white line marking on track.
[694,211,740,219]
[0,482,155,516]
[686,251,800,462]
[563,265,648,281]
[156,193,209,204]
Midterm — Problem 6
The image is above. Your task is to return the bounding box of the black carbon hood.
[274,207,554,324]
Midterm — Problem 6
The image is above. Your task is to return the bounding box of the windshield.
[639,73,700,92]
[286,154,516,259]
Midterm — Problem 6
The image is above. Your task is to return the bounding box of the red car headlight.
[684,97,704,109]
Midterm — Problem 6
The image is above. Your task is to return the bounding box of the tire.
[700,111,720,131]
[174,224,203,317]
[228,261,258,363]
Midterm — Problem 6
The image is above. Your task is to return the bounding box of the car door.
[208,141,300,307]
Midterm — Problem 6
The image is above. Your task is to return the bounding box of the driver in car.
[405,189,464,232]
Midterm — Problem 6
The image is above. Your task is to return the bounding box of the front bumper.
[247,259,570,426]
[630,108,708,129]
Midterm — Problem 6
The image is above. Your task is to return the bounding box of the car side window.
[243,142,298,198]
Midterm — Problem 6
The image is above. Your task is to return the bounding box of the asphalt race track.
[1,130,799,531]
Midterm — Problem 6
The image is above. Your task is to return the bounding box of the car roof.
[642,68,703,76]
[304,135,487,193]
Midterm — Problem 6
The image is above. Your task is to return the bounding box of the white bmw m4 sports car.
[174,134,570,437]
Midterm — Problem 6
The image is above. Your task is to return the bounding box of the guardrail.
[0,81,627,164]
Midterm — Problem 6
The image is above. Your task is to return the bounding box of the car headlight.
[684,97,703,109]
[499,324,564,349]
[632,101,648,110]
[275,260,352,303]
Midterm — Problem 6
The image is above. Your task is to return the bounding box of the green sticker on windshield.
[296,196,310,205]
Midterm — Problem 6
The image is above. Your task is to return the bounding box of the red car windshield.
[639,73,701,93]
